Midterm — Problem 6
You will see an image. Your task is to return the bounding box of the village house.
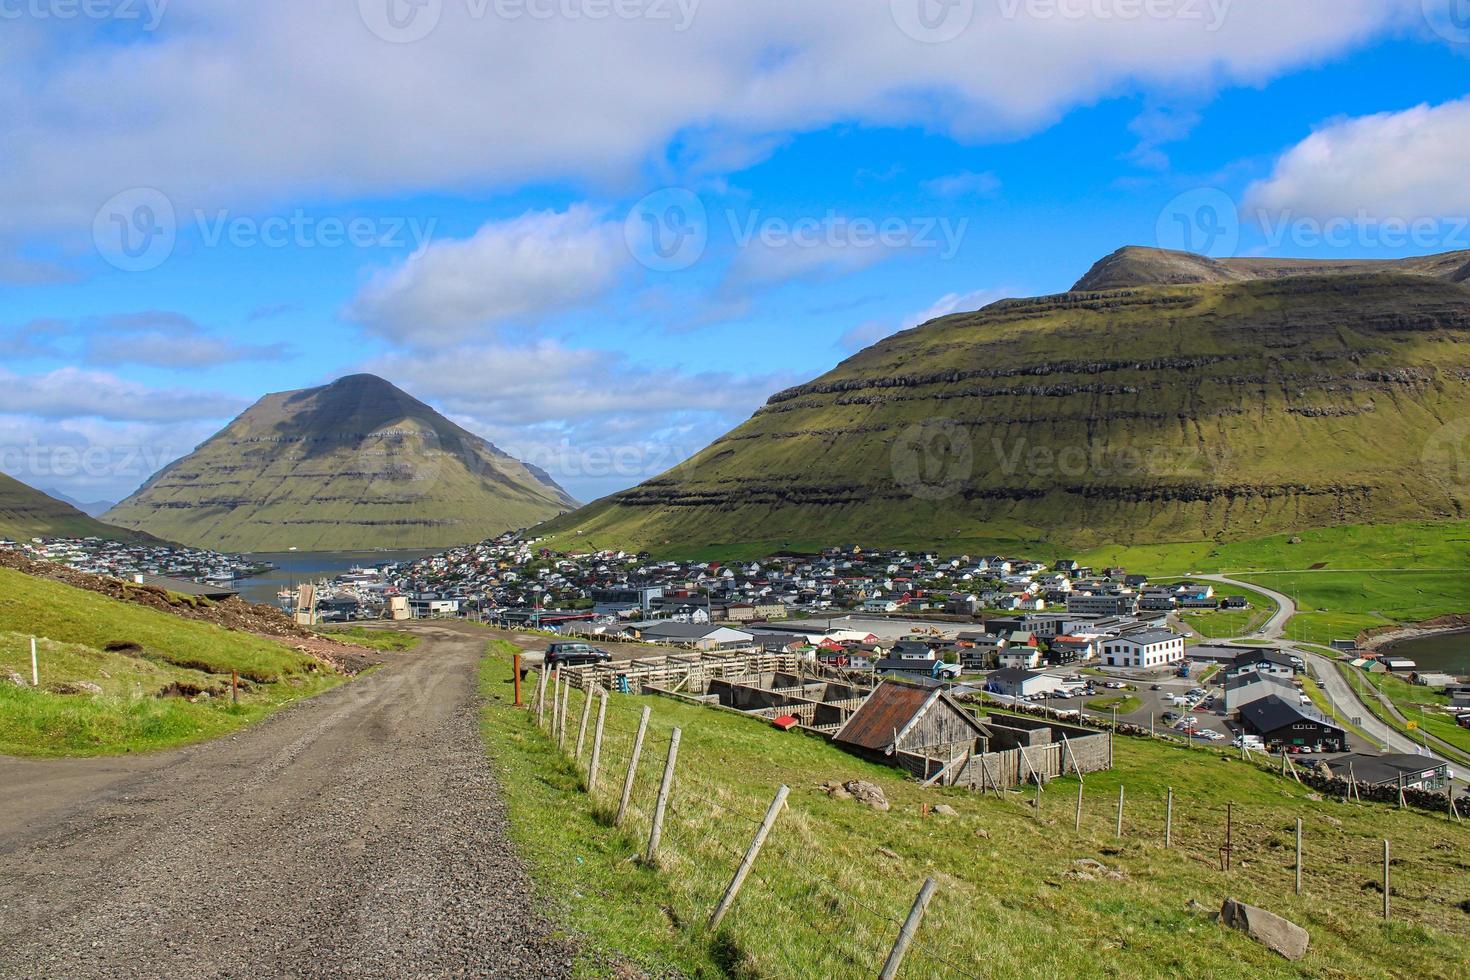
[1099,629,1185,668]
[1239,695,1346,753]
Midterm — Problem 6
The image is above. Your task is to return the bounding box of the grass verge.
[479,643,1470,979]
[319,625,423,652]
[0,568,340,756]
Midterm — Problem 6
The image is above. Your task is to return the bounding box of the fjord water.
[1385,631,1470,675]
[235,550,435,605]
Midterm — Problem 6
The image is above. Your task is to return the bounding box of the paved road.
[1199,574,1436,758]
[0,623,570,980]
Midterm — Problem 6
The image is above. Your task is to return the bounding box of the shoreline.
[1361,618,1470,653]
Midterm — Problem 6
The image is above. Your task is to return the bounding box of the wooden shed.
[833,681,988,763]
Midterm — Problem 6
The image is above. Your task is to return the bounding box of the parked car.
[543,642,613,669]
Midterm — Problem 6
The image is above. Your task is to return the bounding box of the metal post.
[709,785,789,930]
[1295,818,1303,896]
[31,636,39,687]
[1075,781,1083,833]
[1116,785,1125,837]
[1165,787,1173,849]
[1382,839,1391,919]
[588,691,608,794]
[616,706,651,827]
[645,728,681,866]
[879,877,938,980]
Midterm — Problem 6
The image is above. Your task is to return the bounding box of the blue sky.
[3,0,1469,505]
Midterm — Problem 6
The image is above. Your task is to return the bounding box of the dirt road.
[0,623,570,979]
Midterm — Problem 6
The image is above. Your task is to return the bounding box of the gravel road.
[0,623,572,979]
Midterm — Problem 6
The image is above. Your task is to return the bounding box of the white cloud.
[839,288,1007,350]
[1245,97,1470,220]
[346,207,627,343]
[0,367,247,423]
[922,170,1002,198]
[0,1,1416,238]
[0,415,219,504]
[81,311,290,367]
[359,340,796,501]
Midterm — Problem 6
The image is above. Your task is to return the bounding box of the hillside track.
[0,623,571,979]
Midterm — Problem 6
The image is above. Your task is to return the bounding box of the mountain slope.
[542,247,1470,555]
[105,374,577,552]
[0,473,148,542]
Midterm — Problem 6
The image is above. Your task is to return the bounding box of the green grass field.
[1363,672,1470,757]
[480,644,1470,979]
[0,567,340,756]
[1237,570,1470,646]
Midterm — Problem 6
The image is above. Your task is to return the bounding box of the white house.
[996,646,1041,670]
[1100,629,1186,668]
[864,597,901,613]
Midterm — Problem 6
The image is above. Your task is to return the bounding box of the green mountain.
[105,374,577,552]
[542,246,1470,556]
[0,473,150,543]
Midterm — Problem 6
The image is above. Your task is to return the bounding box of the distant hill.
[105,374,578,552]
[42,488,116,519]
[0,473,148,543]
[542,247,1470,555]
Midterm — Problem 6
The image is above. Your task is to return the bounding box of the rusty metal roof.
[834,681,938,752]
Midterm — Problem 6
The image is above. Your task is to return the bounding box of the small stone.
[2,669,27,687]
[932,804,959,817]
[48,680,103,696]
[876,846,899,860]
[973,827,991,840]
[842,780,890,811]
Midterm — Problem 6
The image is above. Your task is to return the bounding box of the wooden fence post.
[550,668,562,738]
[1382,839,1391,920]
[1165,787,1173,849]
[880,877,938,980]
[558,679,571,750]
[1115,785,1125,838]
[709,785,789,930]
[645,727,681,866]
[1295,818,1303,896]
[576,685,595,762]
[588,691,609,795]
[535,666,548,726]
[616,706,652,828]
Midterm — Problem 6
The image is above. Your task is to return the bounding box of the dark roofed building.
[1322,753,1450,791]
[132,573,238,602]
[1239,694,1345,753]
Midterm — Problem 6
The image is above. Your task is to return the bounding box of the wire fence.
[522,670,1470,978]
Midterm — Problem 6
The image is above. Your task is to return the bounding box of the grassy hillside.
[480,645,1470,978]
[0,472,149,543]
[105,374,577,552]
[543,259,1470,556]
[0,567,338,755]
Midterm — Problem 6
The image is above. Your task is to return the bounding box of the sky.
[2,0,1470,507]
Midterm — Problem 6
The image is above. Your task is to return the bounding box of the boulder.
[1219,898,1310,961]
[49,680,104,696]
[932,804,959,817]
[2,669,28,687]
[843,780,890,811]
[819,781,852,800]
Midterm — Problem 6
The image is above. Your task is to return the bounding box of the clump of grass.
[480,642,1470,979]
[320,625,422,652]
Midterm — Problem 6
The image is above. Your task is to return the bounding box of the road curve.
[1199,574,1432,758]
[0,623,570,980]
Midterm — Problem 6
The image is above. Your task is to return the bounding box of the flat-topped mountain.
[105,374,577,552]
[0,473,152,542]
[542,247,1470,555]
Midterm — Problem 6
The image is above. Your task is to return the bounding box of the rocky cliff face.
[105,374,577,552]
[542,248,1470,554]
